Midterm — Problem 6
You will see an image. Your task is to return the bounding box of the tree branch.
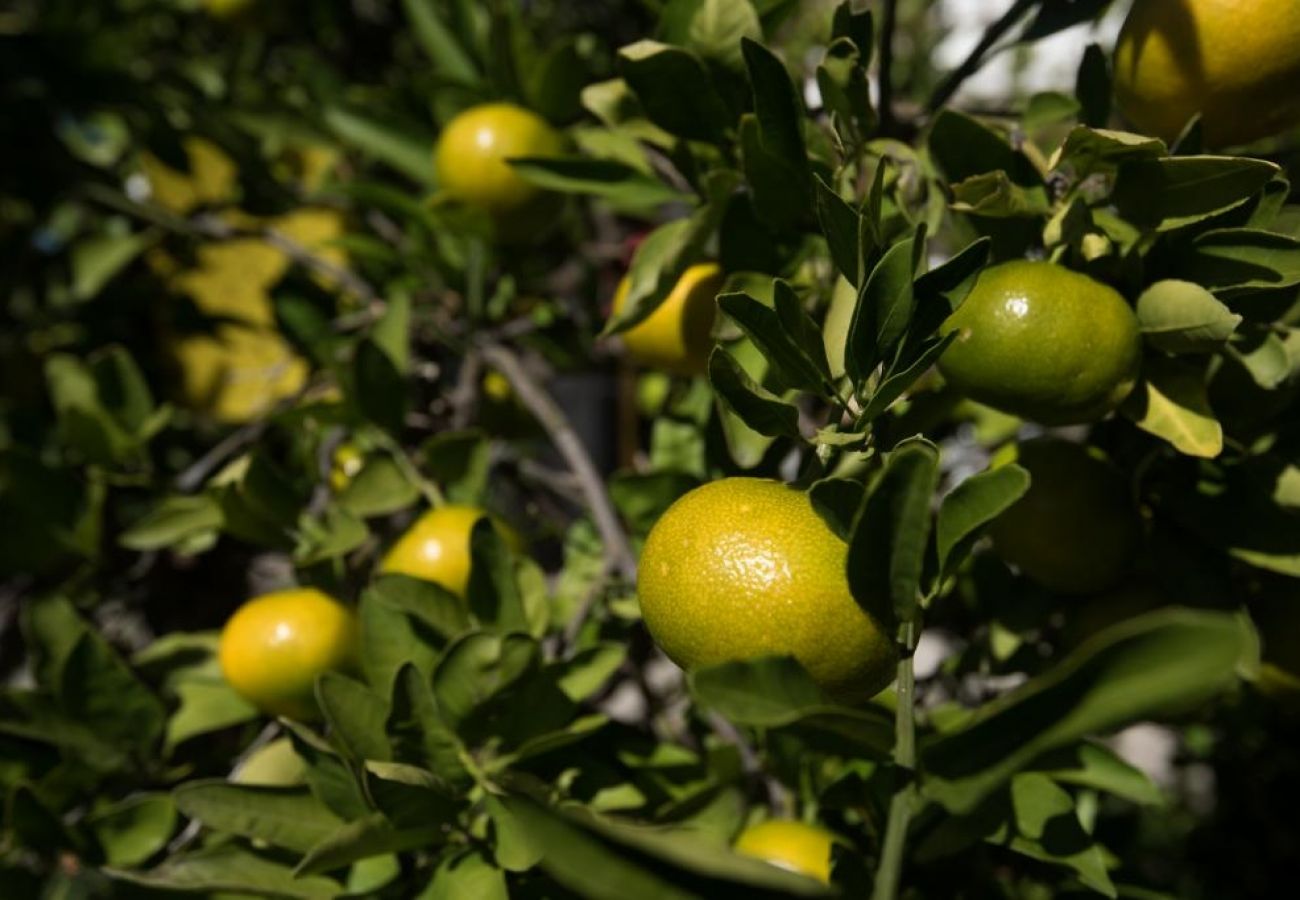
[925,0,1038,114]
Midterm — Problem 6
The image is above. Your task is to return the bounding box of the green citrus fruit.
[612,263,724,376]
[990,439,1143,595]
[1062,579,1169,648]
[734,820,839,884]
[232,738,306,786]
[1114,0,1300,147]
[433,103,564,241]
[637,478,896,699]
[218,588,358,720]
[938,261,1141,426]
[380,505,519,598]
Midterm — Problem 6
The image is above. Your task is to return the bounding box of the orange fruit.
[433,103,564,241]
[990,439,1143,595]
[637,478,896,699]
[218,588,358,720]
[734,820,839,884]
[938,261,1141,426]
[1114,0,1300,146]
[612,263,723,376]
[380,505,518,598]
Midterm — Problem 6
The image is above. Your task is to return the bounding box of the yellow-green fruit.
[380,505,518,598]
[990,440,1143,595]
[612,263,724,376]
[938,261,1141,426]
[637,478,896,699]
[139,136,238,216]
[1114,0,1300,147]
[433,103,564,240]
[232,738,306,786]
[734,820,839,884]
[219,588,358,720]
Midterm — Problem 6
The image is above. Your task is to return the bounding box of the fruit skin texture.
[938,261,1141,426]
[433,103,564,240]
[219,588,358,720]
[990,439,1143,596]
[380,505,517,598]
[637,478,897,699]
[734,820,838,884]
[1114,0,1300,147]
[612,263,724,376]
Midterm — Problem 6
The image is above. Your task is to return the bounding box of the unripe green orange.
[734,820,839,884]
[990,440,1143,595]
[938,261,1141,426]
[637,478,896,699]
[218,588,358,720]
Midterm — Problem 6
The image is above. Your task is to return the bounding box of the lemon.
[380,505,519,598]
[637,478,896,699]
[734,820,839,884]
[1114,0,1300,146]
[990,439,1143,595]
[218,588,358,720]
[938,261,1141,426]
[433,103,564,241]
[612,263,724,376]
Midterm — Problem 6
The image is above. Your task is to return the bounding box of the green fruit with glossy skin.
[433,103,565,241]
[938,261,1142,426]
[991,439,1143,595]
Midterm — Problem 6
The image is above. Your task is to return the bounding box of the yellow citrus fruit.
[990,439,1143,595]
[734,820,839,884]
[433,103,565,240]
[938,261,1141,426]
[612,263,724,376]
[219,588,358,720]
[139,136,238,216]
[380,505,519,598]
[1114,0,1300,147]
[232,738,306,786]
[329,442,365,493]
[637,478,896,699]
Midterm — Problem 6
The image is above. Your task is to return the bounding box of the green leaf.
[951,171,1052,219]
[1227,328,1293,389]
[316,672,391,764]
[1048,126,1165,177]
[619,41,729,143]
[1075,43,1111,129]
[433,631,538,732]
[509,157,691,209]
[708,349,802,438]
[923,608,1258,813]
[1034,742,1163,807]
[108,842,343,899]
[846,229,920,385]
[86,793,176,867]
[1112,156,1279,231]
[401,0,480,83]
[60,628,166,757]
[740,38,808,181]
[817,37,876,147]
[466,517,528,633]
[360,575,464,694]
[337,455,421,518]
[554,644,628,703]
[809,477,865,540]
[165,679,257,750]
[1000,773,1117,897]
[498,794,835,899]
[353,338,407,433]
[1136,280,1242,352]
[485,794,545,871]
[936,464,1031,578]
[717,291,830,394]
[173,782,345,853]
[71,229,156,302]
[910,237,991,339]
[424,848,509,900]
[324,106,435,185]
[294,504,369,566]
[857,332,957,422]
[387,663,469,786]
[1121,357,1223,458]
[120,494,223,551]
[1022,0,1113,40]
[847,437,939,628]
[372,288,411,372]
[815,176,863,285]
[296,813,445,877]
[1184,228,1300,294]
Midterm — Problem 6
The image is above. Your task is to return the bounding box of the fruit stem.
[871,623,917,900]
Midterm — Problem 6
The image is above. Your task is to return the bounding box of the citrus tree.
[3,0,1299,898]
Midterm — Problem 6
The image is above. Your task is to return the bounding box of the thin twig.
[925,0,1038,114]
[174,418,268,492]
[478,342,637,586]
[871,621,919,900]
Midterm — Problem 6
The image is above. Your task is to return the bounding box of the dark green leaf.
[619,41,729,143]
[316,672,391,764]
[846,230,919,385]
[510,157,691,209]
[1136,279,1241,352]
[708,349,802,438]
[108,842,343,899]
[466,517,529,632]
[173,782,344,853]
[718,291,830,394]
[295,813,445,877]
[387,663,469,786]
[324,106,435,185]
[1076,43,1111,128]
[402,0,480,83]
[815,176,862,285]
[936,464,1031,577]
[1112,157,1279,231]
[353,338,407,433]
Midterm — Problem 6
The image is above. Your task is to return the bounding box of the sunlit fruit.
[380,505,518,598]
[938,261,1141,426]
[218,588,358,720]
[611,263,724,376]
[637,478,896,699]
[990,439,1143,595]
[734,820,839,884]
[1114,0,1300,146]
